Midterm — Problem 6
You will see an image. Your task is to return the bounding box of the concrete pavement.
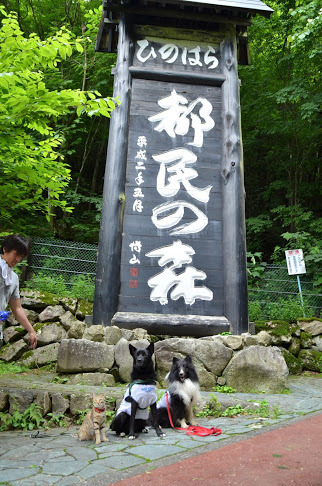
[0,375,321,486]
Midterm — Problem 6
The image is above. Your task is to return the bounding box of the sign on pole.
[285,249,306,276]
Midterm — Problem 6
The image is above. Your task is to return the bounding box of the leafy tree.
[0,7,118,234]
[240,0,321,285]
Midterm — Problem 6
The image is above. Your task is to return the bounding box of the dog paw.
[128,434,137,440]
[142,428,149,433]
[120,432,126,438]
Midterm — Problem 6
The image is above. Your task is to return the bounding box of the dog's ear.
[184,355,192,363]
[147,342,154,355]
[172,357,179,364]
[129,344,137,357]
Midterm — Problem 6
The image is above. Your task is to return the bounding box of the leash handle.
[165,392,222,437]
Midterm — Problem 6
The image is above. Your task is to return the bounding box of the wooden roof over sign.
[146,0,273,17]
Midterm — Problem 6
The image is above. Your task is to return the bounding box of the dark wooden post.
[93,13,133,325]
[221,32,248,333]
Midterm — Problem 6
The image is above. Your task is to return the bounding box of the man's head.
[1,235,29,268]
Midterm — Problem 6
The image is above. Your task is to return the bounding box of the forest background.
[0,0,321,292]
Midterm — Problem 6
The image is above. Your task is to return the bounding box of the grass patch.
[0,360,30,375]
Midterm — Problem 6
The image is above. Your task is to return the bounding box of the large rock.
[298,320,322,336]
[312,336,322,352]
[223,345,289,393]
[121,328,150,341]
[0,339,28,362]
[0,391,9,412]
[242,333,258,346]
[105,326,122,345]
[59,311,80,330]
[34,391,51,416]
[69,394,93,415]
[38,305,65,323]
[83,325,105,342]
[115,338,150,382]
[67,321,87,339]
[51,393,69,415]
[298,349,322,372]
[155,337,232,374]
[222,335,243,350]
[19,343,60,368]
[56,339,114,373]
[65,372,115,387]
[9,389,34,414]
[35,323,67,346]
[256,331,272,347]
[20,290,60,310]
[59,297,77,313]
[6,309,38,326]
[3,325,26,343]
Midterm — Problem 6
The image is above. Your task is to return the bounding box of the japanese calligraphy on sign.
[119,34,224,316]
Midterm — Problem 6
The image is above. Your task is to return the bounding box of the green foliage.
[195,394,222,418]
[75,408,90,425]
[213,385,236,394]
[70,274,95,301]
[26,272,95,302]
[0,402,44,431]
[221,404,245,417]
[46,412,66,427]
[265,296,313,322]
[247,251,267,286]
[0,360,30,375]
[26,273,67,295]
[251,295,314,323]
[0,7,118,233]
[248,301,262,322]
[51,375,68,384]
[240,0,321,278]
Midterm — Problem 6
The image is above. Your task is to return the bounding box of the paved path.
[111,413,322,486]
[0,376,321,486]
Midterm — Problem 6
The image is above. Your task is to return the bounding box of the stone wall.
[1,290,321,394]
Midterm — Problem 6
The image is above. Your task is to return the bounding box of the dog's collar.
[94,406,105,413]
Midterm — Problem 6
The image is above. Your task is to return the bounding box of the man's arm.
[9,298,37,349]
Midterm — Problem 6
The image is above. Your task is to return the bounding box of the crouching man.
[0,235,37,349]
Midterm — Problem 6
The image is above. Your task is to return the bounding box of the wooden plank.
[111,311,230,337]
[117,296,225,317]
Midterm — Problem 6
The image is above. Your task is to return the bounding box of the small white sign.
[285,249,306,275]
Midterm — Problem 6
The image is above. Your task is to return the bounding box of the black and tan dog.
[110,342,165,439]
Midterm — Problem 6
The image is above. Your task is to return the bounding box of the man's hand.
[28,329,37,349]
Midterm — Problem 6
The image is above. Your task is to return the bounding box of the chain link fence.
[27,237,98,287]
[25,238,321,316]
[248,265,322,318]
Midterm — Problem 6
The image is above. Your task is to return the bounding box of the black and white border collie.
[154,355,201,429]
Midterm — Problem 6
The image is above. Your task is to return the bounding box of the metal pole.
[296,274,305,316]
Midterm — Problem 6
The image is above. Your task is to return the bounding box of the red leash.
[165,392,222,437]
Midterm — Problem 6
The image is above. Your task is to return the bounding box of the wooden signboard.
[94,1,273,336]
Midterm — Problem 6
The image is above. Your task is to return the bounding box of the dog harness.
[156,391,170,409]
[116,382,157,420]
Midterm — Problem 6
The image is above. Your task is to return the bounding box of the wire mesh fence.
[248,265,322,318]
[25,238,321,316]
[27,237,98,287]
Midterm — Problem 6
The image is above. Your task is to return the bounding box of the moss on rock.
[281,350,303,374]
[298,349,322,372]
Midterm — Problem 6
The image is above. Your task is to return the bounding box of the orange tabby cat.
[78,393,108,444]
